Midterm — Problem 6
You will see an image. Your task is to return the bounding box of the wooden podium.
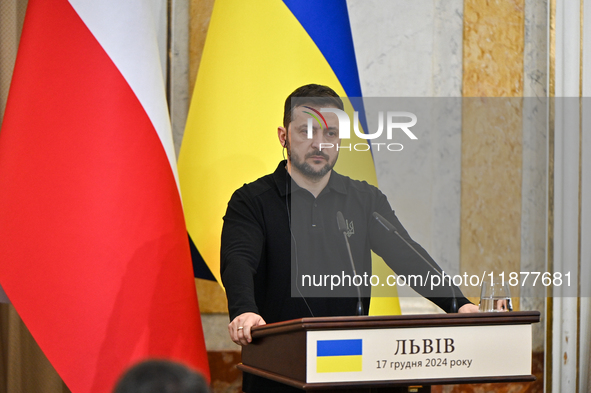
[238,311,540,392]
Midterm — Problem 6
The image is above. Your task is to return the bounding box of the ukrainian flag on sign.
[179,0,400,315]
[317,339,363,373]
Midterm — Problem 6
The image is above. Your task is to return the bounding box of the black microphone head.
[372,212,397,232]
[336,211,347,232]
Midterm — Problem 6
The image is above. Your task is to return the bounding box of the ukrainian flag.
[317,339,363,373]
[179,0,400,315]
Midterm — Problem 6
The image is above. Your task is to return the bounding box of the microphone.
[336,211,364,316]
[371,212,458,313]
[373,212,396,232]
[337,210,348,233]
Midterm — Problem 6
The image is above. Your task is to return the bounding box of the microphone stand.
[337,211,364,316]
[372,212,458,313]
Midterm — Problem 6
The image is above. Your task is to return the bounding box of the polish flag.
[0,1,209,392]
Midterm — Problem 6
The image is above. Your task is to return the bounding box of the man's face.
[286,105,340,180]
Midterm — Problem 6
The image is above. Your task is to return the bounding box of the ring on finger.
[237,326,244,330]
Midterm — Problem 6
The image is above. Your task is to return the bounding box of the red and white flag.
[0,0,209,392]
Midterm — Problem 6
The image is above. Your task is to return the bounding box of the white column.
[521,0,549,356]
[553,0,582,392]
[579,2,591,391]
[169,0,191,157]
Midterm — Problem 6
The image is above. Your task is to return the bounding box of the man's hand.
[228,312,266,346]
[458,303,479,313]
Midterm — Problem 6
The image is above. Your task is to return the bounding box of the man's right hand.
[228,312,266,346]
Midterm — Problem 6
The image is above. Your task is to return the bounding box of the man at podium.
[220,84,478,392]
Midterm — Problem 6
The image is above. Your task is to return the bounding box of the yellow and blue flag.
[317,339,363,373]
[179,0,400,315]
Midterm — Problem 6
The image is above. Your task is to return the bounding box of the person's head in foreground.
[113,359,209,393]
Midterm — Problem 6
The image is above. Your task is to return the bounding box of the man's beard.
[286,141,337,180]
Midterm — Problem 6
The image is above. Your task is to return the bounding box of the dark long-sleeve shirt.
[221,161,470,318]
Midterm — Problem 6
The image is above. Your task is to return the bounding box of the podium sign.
[240,312,539,390]
[306,324,531,383]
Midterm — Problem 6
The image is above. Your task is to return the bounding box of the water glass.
[479,280,513,312]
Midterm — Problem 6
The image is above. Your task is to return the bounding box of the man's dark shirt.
[220,161,470,392]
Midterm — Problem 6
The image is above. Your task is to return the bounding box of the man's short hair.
[113,359,209,393]
[283,84,344,129]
